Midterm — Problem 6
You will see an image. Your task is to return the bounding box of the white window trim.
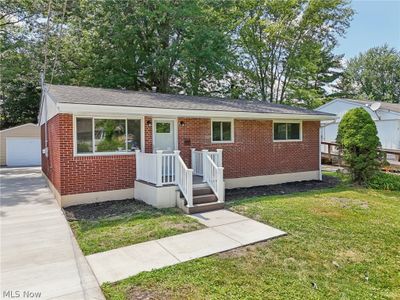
[211,118,234,144]
[273,120,303,142]
[73,115,144,157]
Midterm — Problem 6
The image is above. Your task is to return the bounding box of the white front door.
[153,120,175,152]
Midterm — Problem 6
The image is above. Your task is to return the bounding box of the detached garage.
[0,123,41,167]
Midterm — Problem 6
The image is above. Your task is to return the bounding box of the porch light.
[146,120,152,127]
[179,121,185,127]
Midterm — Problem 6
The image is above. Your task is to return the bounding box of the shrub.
[97,139,125,152]
[337,107,383,184]
[368,172,400,191]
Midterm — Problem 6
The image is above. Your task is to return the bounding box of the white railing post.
[187,169,193,207]
[156,150,163,186]
[174,150,180,184]
[216,149,223,167]
[202,149,208,182]
[191,148,196,171]
[217,167,224,203]
[135,150,141,181]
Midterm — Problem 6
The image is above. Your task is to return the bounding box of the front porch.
[134,149,225,213]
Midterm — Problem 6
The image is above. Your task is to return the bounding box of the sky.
[334,0,400,59]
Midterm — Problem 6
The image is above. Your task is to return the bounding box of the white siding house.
[316,99,400,150]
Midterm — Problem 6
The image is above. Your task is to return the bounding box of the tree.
[336,45,400,103]
[336,108,383,184]
[0,0,47,128]
[235,0,353,104]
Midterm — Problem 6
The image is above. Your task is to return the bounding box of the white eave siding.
[39,94,60,126]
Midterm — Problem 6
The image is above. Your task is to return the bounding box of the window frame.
[211,118,234,144]
[272,120,303,142]
[73,115,144,156]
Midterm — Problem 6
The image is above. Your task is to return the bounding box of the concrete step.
[193,193,217,205]
[186,202,225,214]
[193,186,213,197]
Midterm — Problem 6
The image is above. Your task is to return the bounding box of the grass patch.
[102,187,400,299]
[66,200,204,255]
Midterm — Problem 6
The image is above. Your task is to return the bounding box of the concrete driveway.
[0,167,104,300]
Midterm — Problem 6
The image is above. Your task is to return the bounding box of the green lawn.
[102,183,400,299]
[67,201,204,255]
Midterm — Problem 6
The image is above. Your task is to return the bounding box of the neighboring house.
[316,99,400,150]
[39,84,334,212]
[0,123,41,167]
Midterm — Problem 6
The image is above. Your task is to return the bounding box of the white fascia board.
[57,103,337,121]
[39,94,60,125]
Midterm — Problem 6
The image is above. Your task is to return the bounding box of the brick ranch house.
[39,84,335,213]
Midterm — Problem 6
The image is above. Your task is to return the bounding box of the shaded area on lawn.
[102,186,400,300]
[225,174,340,201]
[64,199,204,255]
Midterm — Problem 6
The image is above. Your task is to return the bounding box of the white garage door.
[6,138,41,166]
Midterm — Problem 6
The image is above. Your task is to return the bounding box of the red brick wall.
[41,115,62,192]
[177,118,320,179]
[42,114,152,196]
[144,116,153,153]
[43,114,319,196]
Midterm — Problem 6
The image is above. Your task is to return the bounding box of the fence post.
[191,148,196,172]
[217,167,224,203]
[156,150,163,186]
[174,150,180,184]
[135,150,141,181]
[216,149,223,167]
[202,149,208,182]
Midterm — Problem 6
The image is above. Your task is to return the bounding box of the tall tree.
[0,0,48,128]
[336,45,400,103]
[235,0,353,104]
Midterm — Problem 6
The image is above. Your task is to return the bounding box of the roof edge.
[58,102,337,121]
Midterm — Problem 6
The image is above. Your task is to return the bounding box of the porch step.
[193,193,217,205]
[193,186,213,197]
[185,202,225,214]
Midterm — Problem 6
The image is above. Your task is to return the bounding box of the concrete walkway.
[0,167,104,300]
[87,209,286,284]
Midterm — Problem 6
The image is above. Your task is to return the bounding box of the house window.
[156,122,171,133]
[212,120,233,143]
[75,117,141,154]
[76,118,93,153]
[273,122,301,141]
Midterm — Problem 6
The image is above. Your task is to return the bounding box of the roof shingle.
[46,84,333,116]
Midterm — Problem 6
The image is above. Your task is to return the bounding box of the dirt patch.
[225,175,340,201]
[336,249,366,263]
[63,199,165,221]
[329,197,369,209]
[311,207,343,218]
[126,286,174,300]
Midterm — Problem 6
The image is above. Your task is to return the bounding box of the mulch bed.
[225,174,340,201]
[63,199,154,221]
[64,176,340,220]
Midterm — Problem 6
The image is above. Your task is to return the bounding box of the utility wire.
[50,0,68,84]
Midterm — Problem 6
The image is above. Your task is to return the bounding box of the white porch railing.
[203,154,224,203]
[135,150,193,206]
[191,148,222,176]
[175,151,193,207]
